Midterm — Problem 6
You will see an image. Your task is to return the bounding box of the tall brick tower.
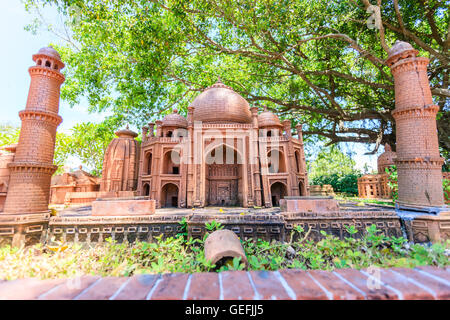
[386,41,445,211]
[3,47,64,215]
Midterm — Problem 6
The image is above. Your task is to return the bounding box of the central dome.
[191,79,252,124]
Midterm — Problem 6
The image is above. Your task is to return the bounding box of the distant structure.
[0,144,17,211]
[3,47,64,214]
[50,166,101,204]
[100,128,140,192]
[357,144,396,199]
[309,184,335,197]
[386,41,445,210]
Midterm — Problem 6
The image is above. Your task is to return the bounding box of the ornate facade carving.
[135,79,309,208]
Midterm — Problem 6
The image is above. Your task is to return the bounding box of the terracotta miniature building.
[386,41,445,210]
[100,127,140,192]
[309,184,335,197]
[0,144,17,211]
[2,47,64,214]
[130,79,308,208]
[357,144,395,199]
[50,166,101,204]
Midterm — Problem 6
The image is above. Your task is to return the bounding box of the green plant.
[443,179,450,202]
[386,166,398,201]
[205,220,224,232]
[0,224,448,280]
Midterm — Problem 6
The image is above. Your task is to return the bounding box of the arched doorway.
[295,151,301,173]
[298,180,304,196]
[270,182,287,206]
[160,183,179,207]
[145,153,152,175]
[143,183,150,196]
[205,144,243,206]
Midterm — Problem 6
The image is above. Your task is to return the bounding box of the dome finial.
[217,76,223,83]
[384,143,392,152]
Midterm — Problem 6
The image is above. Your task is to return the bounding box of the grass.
[0,223,448,280]
[335,194,395,207]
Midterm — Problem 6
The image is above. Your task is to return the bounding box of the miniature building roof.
[378,144,396,171]
[191,79,252,124]
[258,108,282,128]
[115,127,138,138]
[386,41,419,66]
[38,46,61,59]
[0,144,17,153]
[51,168,100,186]
[32,46,65,67]
[161,109,188,128]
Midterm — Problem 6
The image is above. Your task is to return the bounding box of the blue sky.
[0,0,380,171]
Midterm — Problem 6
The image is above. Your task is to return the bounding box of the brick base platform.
[1,266,448,300]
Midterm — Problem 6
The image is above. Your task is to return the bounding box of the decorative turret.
[3,47,64,214]
[100,126,140,192]
[387,41,444,209]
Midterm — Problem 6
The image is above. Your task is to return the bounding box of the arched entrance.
[298,181,304,196]
[160,183,179,208]
[143,183,150,196]
[270,182,287,206]
[205,144,243,206]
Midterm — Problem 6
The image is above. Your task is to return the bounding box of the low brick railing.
[0,266,448,300]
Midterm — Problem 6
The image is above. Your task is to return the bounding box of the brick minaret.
[3,47,64,214]
[386,41,444,210]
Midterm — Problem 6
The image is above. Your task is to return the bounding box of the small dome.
[161,109,188,128]
[258,108,282,128]
[191,79,252,124]
[32,46,65,68]
[38,47,61,60]
[115,126,138,138]
[378,144,396,173]
[386,41,418,66]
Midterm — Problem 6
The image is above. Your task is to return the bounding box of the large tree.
[25,0,449,154]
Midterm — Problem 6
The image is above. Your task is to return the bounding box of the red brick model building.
[104,80,309,208]
[357,144,395,199]
[0,144,17,211]
[100,127,140,192]
[50,166,101,204]
[386,41,445,210]
[2,47,65,214]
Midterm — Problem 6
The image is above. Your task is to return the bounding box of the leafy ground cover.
[0,222,448,280]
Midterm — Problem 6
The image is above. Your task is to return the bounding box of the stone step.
[0,267,449,300]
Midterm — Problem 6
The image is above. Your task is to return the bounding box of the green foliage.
[0,124,20,147]
[444,179,450,203]
[386,165,398,201]
[205,220,224,232]
[62,121,117,176]
[22,0,450,151]
[309,146,361,195]
[1,224,448,280]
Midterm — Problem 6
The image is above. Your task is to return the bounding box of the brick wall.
[1,266,448,300]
